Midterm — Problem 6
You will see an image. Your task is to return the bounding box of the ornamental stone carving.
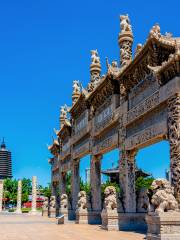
[42,197,49,211]
[118,14,133,66]
[88,50,101,93]
[49,196,56,210]
[91,50,100,64]
[101,186,120,231]
[103,186,117,211]
[149,23,161,38]
[149,179,179,214]
[76,191,90,211]
[120,14,132,33]
[106,58,120,77]
[60,193,68,210]
[137,188,149,213]
[72,80,81,105]
[168,94,180,204]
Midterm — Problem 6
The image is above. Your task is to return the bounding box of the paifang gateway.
[48,14,180,231]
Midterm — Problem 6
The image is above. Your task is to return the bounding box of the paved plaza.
[0,213,145,240]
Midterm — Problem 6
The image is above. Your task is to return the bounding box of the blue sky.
[0,0,179,186]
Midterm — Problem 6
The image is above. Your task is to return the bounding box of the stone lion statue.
[91,49,100,64]
[149,179,179,214]
[120,14,132,32]
[76,191,90,211]
[73,80,80,94]
[137,188,149,213]
[103,186,117,211]
[49,196,56,210]
[60,193,68,209]
[42,197,49,210]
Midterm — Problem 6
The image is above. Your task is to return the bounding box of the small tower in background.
[118,14,133,67]
[0,138,12,179]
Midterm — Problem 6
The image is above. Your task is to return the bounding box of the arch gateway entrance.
[48,15,180,231]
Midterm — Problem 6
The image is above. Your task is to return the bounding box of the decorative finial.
[135,43,143,57]
[118,14,133,67]
[59,105,68,129]
[72,80,81,105]
[106,57,120,76]
[88,50,101,92]
[149,23,161,38]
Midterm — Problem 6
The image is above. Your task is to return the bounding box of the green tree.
[135,176,154,191]
[40,183,51,198]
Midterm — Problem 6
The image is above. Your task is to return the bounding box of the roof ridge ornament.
[59,104,70,129]
[118,14,133,67]
[149,23,161,39]
[87,49,101,93]
[106,57,121,77]
[72,80,81,105]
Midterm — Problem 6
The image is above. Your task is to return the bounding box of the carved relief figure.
[76,191,90,211]
[91,50,100,64]
[120,15,132,33]
[149,179,179,214]
[168,94,180,204]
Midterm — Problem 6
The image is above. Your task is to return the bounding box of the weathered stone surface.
[146,212,180,240]
[101,186,119,231]
[148,179,179,214]
[48,195,56,218]
[42,197,49,217]
[16,180,22,214]
[48,14,180,231]
[119,149,136,213]
[29,176,38,215]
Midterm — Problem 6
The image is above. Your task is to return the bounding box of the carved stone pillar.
[118,15,133,67]
[0,180,3,212]
[90,154,102,211]
[168,94,180,204]
[71,159,80,211]
[30,176,37,214]
[16,180,22,214]
[59,172,66,195]
[119,149,136,213]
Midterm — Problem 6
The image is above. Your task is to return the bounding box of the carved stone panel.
[72,138,90,159]
[92,127,119,155]
[125,120,167,150]
[128,73,159,109]
[61,157,71,172]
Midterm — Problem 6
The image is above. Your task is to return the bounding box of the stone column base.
[146,212,180,240]
[75,210,101,224]
[48,209,56,218]
[76,210,89,224]
[42,209,48,217]
[15,209,22,214]
[59,209,69,223]
[101,209,119,231]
